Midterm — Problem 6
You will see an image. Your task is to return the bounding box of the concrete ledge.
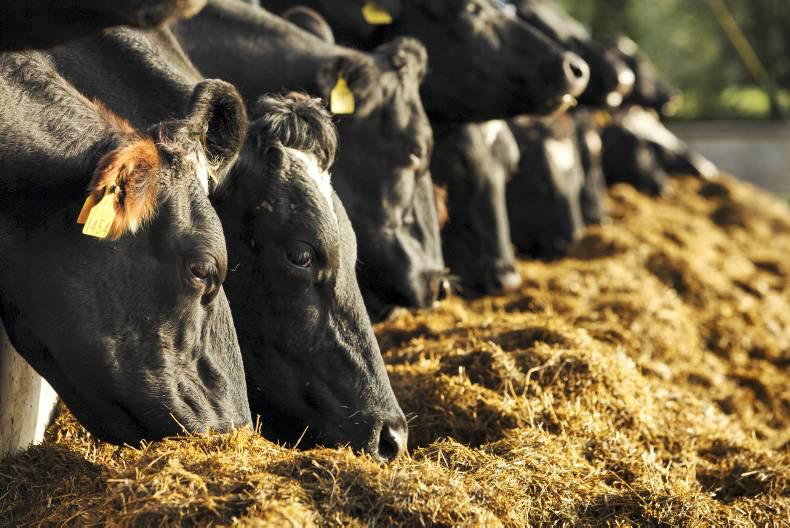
[670,121,790,193]
[0,321,58,458]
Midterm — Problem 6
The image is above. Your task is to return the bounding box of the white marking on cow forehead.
[585,130,602,157]
[481,120,506,147]
[545,138,577,173]
[283,147,336,222]
[189,147,211,195]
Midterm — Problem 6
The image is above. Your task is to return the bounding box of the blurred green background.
[558,0,790,121]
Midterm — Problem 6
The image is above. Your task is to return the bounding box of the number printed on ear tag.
[362,1,394,25]
[82,192,117,239]
[330,76,355,115]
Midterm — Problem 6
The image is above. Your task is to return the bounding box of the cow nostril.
[562,53,590,98]
[374,418,407,463]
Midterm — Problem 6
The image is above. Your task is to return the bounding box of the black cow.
[432,121,522,295]
[0,51,251,444]
[52,27,408,461]
[174,0,446,321]
[510,0,634,108]
[0,0,207,50]
[261,0,590,121]
[507,114,586,258]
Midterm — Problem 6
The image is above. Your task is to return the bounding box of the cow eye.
[190,260,216,281]
[188,259,221,305]
[284,242,314,269]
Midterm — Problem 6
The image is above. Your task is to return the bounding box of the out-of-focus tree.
[559,0,790,120]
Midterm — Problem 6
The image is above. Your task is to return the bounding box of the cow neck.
[0,52,129,192]
[176,0,353,99]
[51,27,200,131]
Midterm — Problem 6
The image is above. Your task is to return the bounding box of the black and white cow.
[431,121,522,295]
[174,0,446,321]
[606,39,719,183]
[510,0,634,108]
[52,26,408,461]
[261,0,591,120]
[507,114,586,258]
[0,0,206,50]
[611,35,676,113]
[601,106,719,195]
[0,51,251,444]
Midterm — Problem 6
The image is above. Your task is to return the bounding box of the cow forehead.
[191,147,211,195]
[545,137,577,173]
[283,147,337,224]
[480,120,506,147]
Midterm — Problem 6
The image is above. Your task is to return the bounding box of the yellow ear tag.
[76,194,98,225]
[362,1,394,25]
[330,76,355,115]
[81,187,117,239]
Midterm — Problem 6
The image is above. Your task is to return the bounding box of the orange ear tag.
[81,187,117,239]
[362,1,394,25]
[330,76,355,115]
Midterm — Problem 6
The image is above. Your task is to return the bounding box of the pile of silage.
[1,175,789,526]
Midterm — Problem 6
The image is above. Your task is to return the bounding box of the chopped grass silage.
[1,175,789,527]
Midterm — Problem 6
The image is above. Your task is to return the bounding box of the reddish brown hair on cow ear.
[433,183,449,230]
[87,138,161,240]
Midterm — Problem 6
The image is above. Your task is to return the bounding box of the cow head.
[432,121,522,296]
[507,116,585,258]
[1,76,251,444]
[512,0,634,108]
[358,0,589,120]
[613,36,677,113]
[102,0,208,27]
[607,106,718,185]
[215,93,407,462]
[601,116,667,196]
[315,38,447,321]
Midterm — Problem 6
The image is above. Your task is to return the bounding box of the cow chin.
[63,382,246,445]
[360,276,438,322]
[246,344,406,462]
[362,290,399,323]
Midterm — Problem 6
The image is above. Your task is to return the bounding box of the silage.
[1,175,788,526]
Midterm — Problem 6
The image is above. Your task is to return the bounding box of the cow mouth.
[366,297,399,323]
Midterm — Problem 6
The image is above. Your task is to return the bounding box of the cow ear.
[317,53,380,113]
[184,79,248,180]
[282,6,336,44]
[372,36,428,80]
[84,138,162,240]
